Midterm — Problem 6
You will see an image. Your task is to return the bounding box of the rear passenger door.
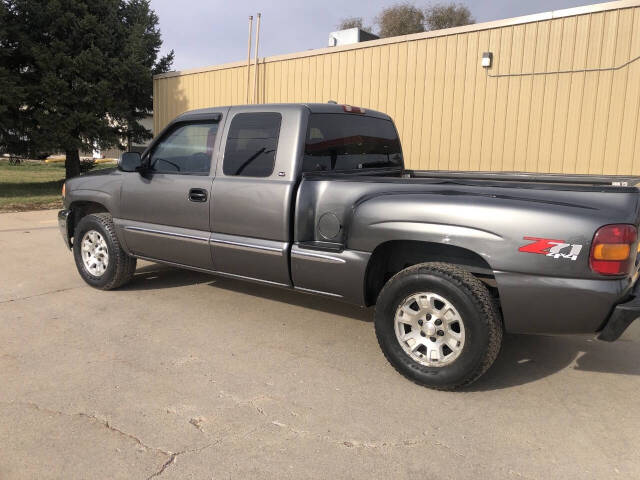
[210,107,302,286]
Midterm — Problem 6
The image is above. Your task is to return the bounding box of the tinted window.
[223,113,282,177]
[149,122,218,174]
[303,114,403,172]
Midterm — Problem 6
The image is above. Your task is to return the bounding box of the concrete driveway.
[2,209,640,479]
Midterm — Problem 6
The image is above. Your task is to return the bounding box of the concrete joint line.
[0,286,83,305]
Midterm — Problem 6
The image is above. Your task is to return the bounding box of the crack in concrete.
[146,444,213,479]
[265,421,538,479]
[0,286,84,305]
[147,453,177,479]
[2,401,217,479]
[275,420,440,451]
[266,421,538,479]
[1,401,172,455]
[216,391,541,480]
[215,391,445,452]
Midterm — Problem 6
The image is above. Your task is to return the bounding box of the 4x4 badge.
[519,237,583,261]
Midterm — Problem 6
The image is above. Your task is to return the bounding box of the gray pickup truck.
[59,103,640,390]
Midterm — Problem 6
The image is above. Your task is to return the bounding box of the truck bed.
[302,168,640,193]
[408,170,640,189]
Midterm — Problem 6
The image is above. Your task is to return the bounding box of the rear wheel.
[374,262,502,390]
[73,213,136,290]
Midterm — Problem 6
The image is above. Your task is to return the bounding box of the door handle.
[188,188,208,202]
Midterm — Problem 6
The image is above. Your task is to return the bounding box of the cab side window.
[149,122,218,174]
[223,113,282,177]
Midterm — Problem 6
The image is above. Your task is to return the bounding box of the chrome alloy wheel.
[394,292,466,367]
[80,230,109,277]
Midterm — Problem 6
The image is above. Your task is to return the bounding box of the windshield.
[303,113,403,172]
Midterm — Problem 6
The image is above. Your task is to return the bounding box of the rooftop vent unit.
[328,28,379,47]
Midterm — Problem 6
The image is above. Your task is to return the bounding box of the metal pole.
[253,13,261,104]
[246,15,253,104]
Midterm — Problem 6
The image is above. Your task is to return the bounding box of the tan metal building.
[153,0,640,175]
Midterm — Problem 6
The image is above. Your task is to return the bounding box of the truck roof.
[176,103,392,121]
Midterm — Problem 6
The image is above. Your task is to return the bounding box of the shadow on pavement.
[470,333,640,391]
[208,277,374,323]
[122,264,640,388]
[123,264,373,322]
[121,264,213,290]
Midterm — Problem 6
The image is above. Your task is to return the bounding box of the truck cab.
[81,103,400,299]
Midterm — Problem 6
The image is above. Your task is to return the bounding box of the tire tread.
[374,262,502,391]
[74,213,136,290]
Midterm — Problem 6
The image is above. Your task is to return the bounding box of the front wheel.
[73,213,137,290]
[374,262,502,390]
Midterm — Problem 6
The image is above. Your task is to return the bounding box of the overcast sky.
[150,0,608,72]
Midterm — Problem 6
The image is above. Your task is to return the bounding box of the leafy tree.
[0,0,173,178]
[337,16,365,30]
[359,1,474,38]
[424,2,475,30]
[375,2,425,38]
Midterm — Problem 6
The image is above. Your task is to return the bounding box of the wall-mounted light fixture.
[482,52,493,68]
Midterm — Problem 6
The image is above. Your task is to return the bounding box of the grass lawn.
[0,159,115,212]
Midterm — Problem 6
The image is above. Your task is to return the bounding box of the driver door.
[118,117,223,269]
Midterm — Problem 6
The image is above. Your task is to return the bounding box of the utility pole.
[246,15,253,104]
[253,13,261,104]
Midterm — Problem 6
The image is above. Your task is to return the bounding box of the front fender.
[64,168,123,216]
[67,189,116,214]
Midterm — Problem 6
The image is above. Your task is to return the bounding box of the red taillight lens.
[342,104,365,114]
[590,224,637,275]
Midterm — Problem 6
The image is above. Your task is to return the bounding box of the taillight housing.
[589,224,637,275]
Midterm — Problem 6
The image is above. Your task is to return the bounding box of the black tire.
[73,213,137,290]
[374,262,502,391]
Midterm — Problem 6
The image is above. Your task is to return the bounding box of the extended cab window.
[149,122,218,174]
[303,114,403,172]
[223,112,282,177]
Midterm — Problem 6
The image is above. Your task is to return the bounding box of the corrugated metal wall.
[154,0,640,175]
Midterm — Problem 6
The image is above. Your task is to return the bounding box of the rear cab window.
[303,113,403,173]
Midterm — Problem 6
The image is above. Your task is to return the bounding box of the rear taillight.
[590,224,637,275]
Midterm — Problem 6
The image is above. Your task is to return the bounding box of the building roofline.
[155,0,640,80]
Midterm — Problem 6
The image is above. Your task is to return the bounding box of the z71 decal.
[518,237,583,261]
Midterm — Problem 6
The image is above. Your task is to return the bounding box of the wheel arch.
[363,240,496,306]
[68,201,111,245]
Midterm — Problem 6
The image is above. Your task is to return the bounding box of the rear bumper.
[495,271,637,335]
[58,209,72,248]
[598,282,640,341]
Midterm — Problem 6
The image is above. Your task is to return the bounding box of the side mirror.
[119,152,142,172]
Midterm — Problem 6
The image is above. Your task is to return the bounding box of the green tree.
[375,2,425,38]
[0,0,173,178]
[113,0,174,150]
[0,1,38,158]
[424,2,475,30]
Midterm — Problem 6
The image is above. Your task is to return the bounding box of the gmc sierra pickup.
[59,103,640,390]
